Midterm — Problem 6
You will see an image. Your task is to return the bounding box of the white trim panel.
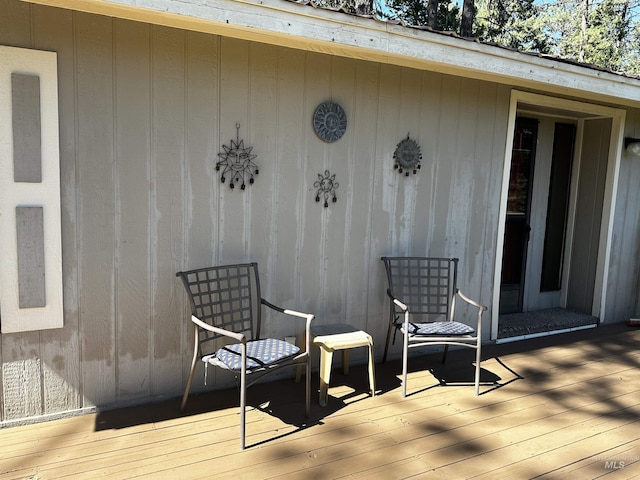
[0,46,63,333]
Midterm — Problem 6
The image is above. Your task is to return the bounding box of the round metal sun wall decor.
[216,123,258,190]
[393,134,422,176]
[313,101,347,143]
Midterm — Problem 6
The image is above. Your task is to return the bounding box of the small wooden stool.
[311,323,376,407]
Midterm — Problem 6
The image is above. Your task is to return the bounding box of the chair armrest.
[285,309,314,355]
[455,290,487,336]
[190,315,245,343]
[386,289,409,311]
[456,290,488,312]
[283,308,315,322]
[261,299,314,354]
[261,298,286,313]
[392,297,408,311]
[261,299,314,324]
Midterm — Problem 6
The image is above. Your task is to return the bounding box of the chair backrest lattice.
[382,257,458,322]
[176,263,261,353]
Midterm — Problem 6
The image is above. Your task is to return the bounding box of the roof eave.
[22,0,640,108]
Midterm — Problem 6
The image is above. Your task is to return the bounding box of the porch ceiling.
[22,0,640,109]
[518,102,610,121]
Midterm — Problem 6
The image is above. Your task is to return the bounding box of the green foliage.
[376,0,640,76]
[314,0,374,15]
[537,0,640,75]
[626,22,640,74]
[385,0,461,30]
[439,0,462,30]
[474,0,551,52]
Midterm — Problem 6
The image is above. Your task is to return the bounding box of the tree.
[474,0,550,52]
[579,0,589,62]
[428,0,438,28]
[377,0,640,76]
[625,18,640,74]
[584,0,633,70]
[385,0,460,31]
[539,0,640,74]
[460,0,475,37]
[313,0,374,15]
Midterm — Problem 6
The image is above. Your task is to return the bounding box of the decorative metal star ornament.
[216,123,258,190]
[393,134,422,176]
[314,170,339,207]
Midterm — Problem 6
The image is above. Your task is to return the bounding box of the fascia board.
[21,0,640,108]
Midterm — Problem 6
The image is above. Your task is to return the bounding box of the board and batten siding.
[610,106,640,321]
[0,0,638,423]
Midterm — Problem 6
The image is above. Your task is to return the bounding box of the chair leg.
[367,342,376,397]
[305,356,311,416]
[474,344,481,396]
[181,330,200,412]
[441,344,449,364]
[180,362,197,412]
[240,356,247,450]
[383,319,394,363]
[402,333,409,398]
[295,334,307,383]
[239,387,246,449]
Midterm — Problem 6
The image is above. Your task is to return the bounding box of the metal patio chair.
[381,257,487,396]
[176,263,313,449]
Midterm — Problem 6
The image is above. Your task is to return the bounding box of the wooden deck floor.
[2,323,640,479]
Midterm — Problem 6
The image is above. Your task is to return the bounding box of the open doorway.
[500,116,576,315]
[492,92,626,341]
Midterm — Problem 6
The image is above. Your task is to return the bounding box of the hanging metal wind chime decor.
[393,134,422,176]
[216,123,258,190]
[314,170,339,207]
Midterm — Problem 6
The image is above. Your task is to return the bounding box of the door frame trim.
[491,91,626,340]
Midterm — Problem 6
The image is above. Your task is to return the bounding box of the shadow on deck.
[2,322,639,479]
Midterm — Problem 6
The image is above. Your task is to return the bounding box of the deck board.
[1,323,639,479]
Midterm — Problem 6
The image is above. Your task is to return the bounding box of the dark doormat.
[498,307,598,339]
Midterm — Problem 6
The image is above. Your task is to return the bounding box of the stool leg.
[318,347,334,407]
[342,349,350,375]
[367,343,376,397]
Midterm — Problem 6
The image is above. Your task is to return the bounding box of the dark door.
[500,117,538,314]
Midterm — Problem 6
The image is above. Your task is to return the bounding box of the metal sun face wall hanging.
[216,123,258,190]
[393,134,422,176]
[313,101,347,143]
[314,170,339,207]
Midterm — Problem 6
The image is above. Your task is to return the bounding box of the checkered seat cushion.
[205,338,300,371]
[402,321,475,336]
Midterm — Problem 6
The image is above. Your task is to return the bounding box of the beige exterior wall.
[0,0,639,423]
[610,105,640,321]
